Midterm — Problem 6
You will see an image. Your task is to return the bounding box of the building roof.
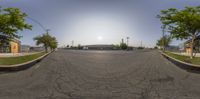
[0,34,20,43]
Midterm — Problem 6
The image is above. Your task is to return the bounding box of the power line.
[26,16,48,32]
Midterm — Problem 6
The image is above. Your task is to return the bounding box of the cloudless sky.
[1,0,200,47]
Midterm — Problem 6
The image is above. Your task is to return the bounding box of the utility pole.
[46,29,51,42]
[27,16,48,33]
[162,25,165,51]
[46,29,50,34]
[126,37,129,47]
[122,39,124,44]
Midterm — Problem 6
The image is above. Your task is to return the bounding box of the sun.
[97,36,103,40]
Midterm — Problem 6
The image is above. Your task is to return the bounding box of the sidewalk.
[172,52,200,57]
[0,51,43,57]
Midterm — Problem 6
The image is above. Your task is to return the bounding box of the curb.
[0,52,52,72]
[161,51,200,70]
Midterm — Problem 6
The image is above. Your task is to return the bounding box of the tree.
[0,7,32,40]
[49,37,58,51]
[119,38,128,50]
[156,35,172,50]
[77,44,82,49]
[113,44,120,50]
[34,33,57,52]
[120,42,128,50]
[158,6,200,59]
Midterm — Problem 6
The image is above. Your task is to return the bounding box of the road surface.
[0,49,200,99]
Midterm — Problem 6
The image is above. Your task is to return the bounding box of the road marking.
[34,64,40,69]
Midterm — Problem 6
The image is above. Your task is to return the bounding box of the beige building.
[0,35,20,53]
[10,40,20,53]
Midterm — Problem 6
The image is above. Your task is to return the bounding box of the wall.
[10,41,19,53]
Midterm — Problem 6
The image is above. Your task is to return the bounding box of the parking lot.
[0,49,200,99]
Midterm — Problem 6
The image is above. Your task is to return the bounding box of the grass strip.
[164,51,200,65]
[0,52,47,65]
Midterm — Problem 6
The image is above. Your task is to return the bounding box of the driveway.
[0,49,200,99]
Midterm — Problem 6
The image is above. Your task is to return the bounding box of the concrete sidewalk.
[172,52,200,57]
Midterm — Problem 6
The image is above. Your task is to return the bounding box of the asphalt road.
[0,49,200,99]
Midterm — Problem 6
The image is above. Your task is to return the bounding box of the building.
[83,44,115,50]
[184,35,200,54]
[21,45,30,52]
[81,44,134,50]
[29,47,45,52]
[165,45,180,52]
[0,35,21,53]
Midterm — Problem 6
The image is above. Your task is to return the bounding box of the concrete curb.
[0,52,52,72]
[161,51,200,70]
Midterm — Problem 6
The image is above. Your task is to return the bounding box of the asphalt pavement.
[0,49,200,99]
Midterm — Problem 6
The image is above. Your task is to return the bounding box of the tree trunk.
[163,46,165,52]
[190,35,195,59]
[45,46,48,53]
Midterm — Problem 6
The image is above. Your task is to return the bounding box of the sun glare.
[98,36,103,40]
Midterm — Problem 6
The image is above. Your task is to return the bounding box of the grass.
[0,52,47,65]
[164,51,200,65]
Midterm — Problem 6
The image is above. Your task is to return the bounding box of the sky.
[1,0,200,47]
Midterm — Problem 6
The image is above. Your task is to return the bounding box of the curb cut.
[0,52,52,72]
[161,51,200,70]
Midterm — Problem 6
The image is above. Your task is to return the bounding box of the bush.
[120,43,128,50]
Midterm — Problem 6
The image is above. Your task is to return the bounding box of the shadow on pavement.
[164,55,200,74]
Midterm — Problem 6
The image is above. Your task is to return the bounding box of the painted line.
[34,64,40,69]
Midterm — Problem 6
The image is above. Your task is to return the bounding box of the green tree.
[34,33,58,52]
[120,42,128,50]
[156,35,172,50]
[49,37,58,51]
[0,7,32,40]
[158,6,200,58]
